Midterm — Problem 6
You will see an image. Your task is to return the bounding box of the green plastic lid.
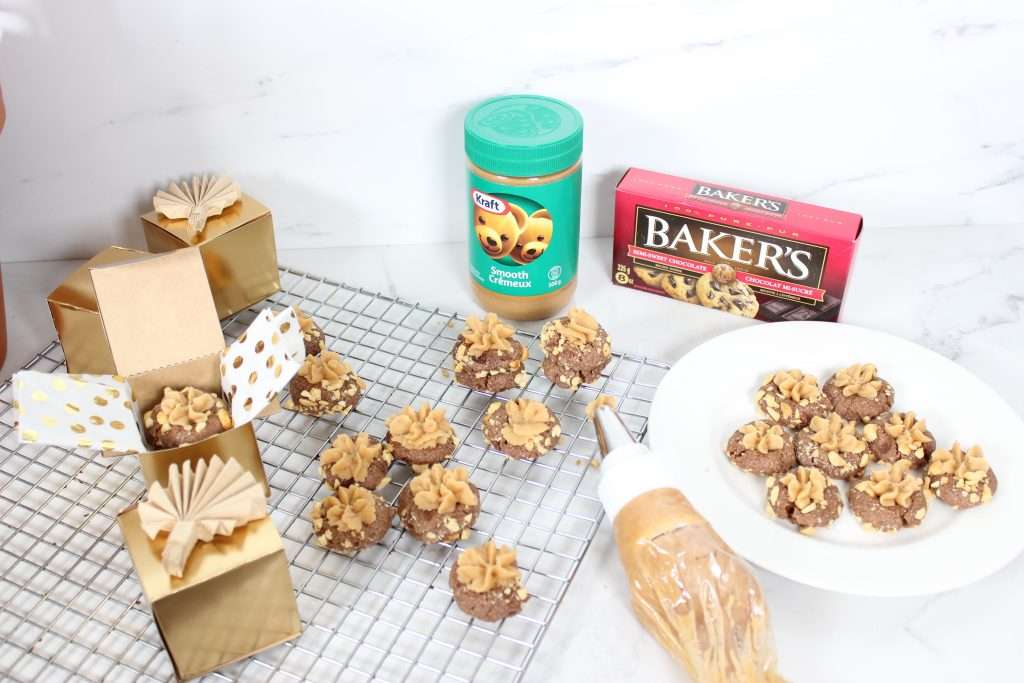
[464,95,583,178]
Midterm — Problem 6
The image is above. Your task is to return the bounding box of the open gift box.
[140,177,280,319]
[118,456,301,681]
[14,248,304,493]
[47,245,149,374]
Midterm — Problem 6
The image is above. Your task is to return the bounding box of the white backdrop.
[1,0,1022,262]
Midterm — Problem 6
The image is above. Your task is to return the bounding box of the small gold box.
[118,507,301,681]
[47,245,149,374]
[141,193,281,320]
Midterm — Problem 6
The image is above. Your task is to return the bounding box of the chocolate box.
[117,507,301,681]
[612,168,862,322]
[47,245,150,374]
[141,193,280,320]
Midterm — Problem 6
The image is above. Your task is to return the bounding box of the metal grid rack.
[0,266,669,682]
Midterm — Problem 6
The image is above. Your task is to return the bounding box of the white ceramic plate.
[649,321,1024,597]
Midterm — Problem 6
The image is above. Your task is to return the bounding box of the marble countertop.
[2,231,1023,682]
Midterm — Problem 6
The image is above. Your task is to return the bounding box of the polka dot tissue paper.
[13,373,146,452]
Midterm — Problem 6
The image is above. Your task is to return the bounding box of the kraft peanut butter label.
[468,168,581,297]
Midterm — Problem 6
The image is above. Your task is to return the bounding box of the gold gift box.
[48,245,149,374]
[90,247,270,494]
[118,507,301,681]
[141,193,281,320]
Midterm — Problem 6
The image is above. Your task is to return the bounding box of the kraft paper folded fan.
[118,455,301,681]
[142,175,280,320]
[13,248,304,494]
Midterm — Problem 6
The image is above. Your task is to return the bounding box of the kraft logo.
[472,190,506,214]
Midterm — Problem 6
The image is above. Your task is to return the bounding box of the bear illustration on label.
[510,209,553,265]
[475,203,527,259]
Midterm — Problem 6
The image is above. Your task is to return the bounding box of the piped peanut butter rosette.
[926,442,997,509]
[849,460,927,532]
[452,313,528,392]
[397,464,480,543]
[540,308,612,390]
[725,420,796,475]
[143,386,232,450]
[385,404,457,465]
[288,351,366,417]
[795,413,869,480]
[449,541,529,622]
[863,411,935,466]
[822,363,894,422]
[766,466,842,533]
[312,484,394,552]
[483,399,561,459]
[137,455,267,577]
[320,432,393,491]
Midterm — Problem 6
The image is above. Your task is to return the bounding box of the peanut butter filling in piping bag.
[593,405,787,683]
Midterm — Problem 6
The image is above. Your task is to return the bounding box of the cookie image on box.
[474,203,527,260]
[724,420,797,475]
[696,264,759,318]
[661,272,700,303]
[849,460,927,532]
[925,442,998,509]
[633,266,665,287]
[510,209,553,265]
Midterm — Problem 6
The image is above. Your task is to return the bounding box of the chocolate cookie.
[724,420,797,475]
[385,404,457,465]
[482,399,561,459]
[397,464,480,543]
[755,369,832,429]
[142,386,232,450]
[863,411,935,467]
[288,351,366,416]
[634,266,665,287]
[925,442,997,509]
[766,466,843,533]
[696,264,759,318]
[540,307,612,390]
[849,460,927,532]
[320,432,393,491]
[452,313,528,393]
[450,541,529,622]
[294,306,326,357]
[661,272,700,303]
[312,485,394,553]
[795,413,870,480]
[822,363,895,422]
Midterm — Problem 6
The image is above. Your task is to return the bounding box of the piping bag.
[594,405,787,683]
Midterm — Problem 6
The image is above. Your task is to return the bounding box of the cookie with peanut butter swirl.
[724,420,797,475]
[540,307,612,390]
[755,369,832,429]
[822,363,895,422]
[926,442,998,510]
[482,399,561,459]
[766,466,843,533]
[320,431,393,491]
[385,403,457,465]
[849,460,927,532]
[796,413,871,480]
[452,313,528,393]
[450,541,529,622]
[863,411,935,467]
[312,484,395,552]
[142,386,232,449]
[397,464,480,544]
[288,351,366,417]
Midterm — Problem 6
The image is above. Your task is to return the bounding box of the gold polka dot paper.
[13,371,146,452]
[220,307,304,426]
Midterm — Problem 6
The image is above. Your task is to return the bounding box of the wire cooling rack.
[0,266,669,683]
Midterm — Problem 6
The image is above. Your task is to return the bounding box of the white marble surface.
[2,231,1023,681]
[2,0,1024,261]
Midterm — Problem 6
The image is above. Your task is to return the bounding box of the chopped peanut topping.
[409,464,477,513]
[142,386,231,434]
[456,541,522,593]
[387,404,454,449]
[298,351,364,392]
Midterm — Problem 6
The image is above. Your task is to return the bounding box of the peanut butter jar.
[465,95,583,320]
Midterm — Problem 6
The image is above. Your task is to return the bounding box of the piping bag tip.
[594,404,636,456]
